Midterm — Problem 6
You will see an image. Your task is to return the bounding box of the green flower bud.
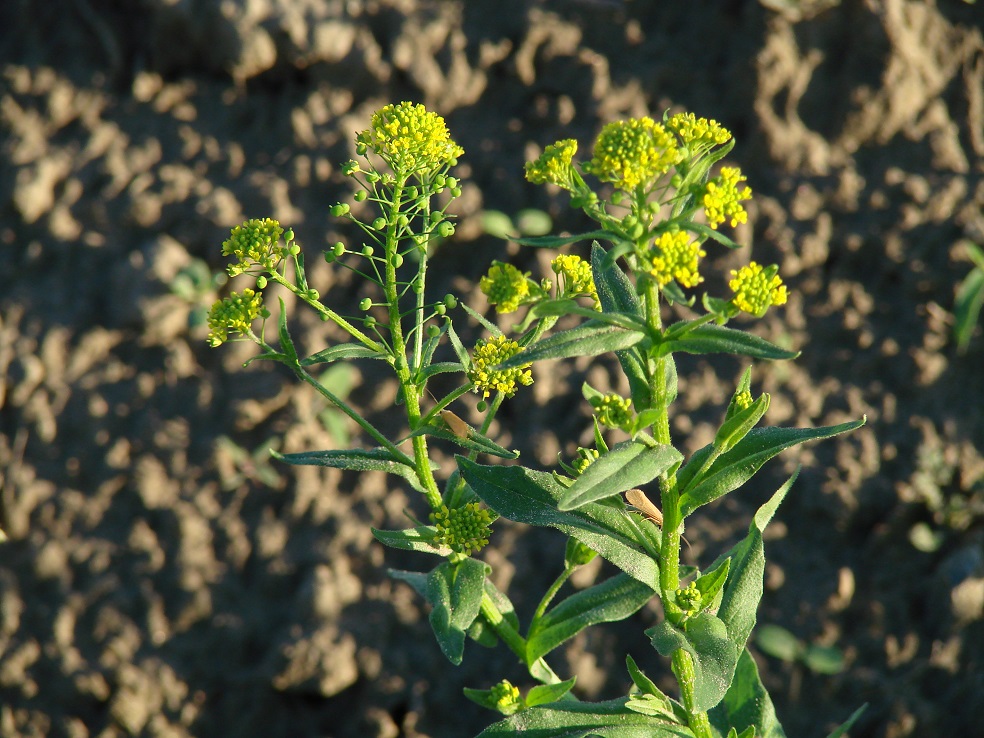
[289,243,301,256]
[354,190,367,202]
[255,275,268,289]
[333,242,346,257]
[444,294,457,309]
[476,400,488,413]
[306,289,320,301]
[365,316,376,327]
[405,186,418,199]
[355,143,367,156]
[360,298,372,311]
[446,177,458,189]
[372,217,387,231]
[284,229,295,242]
[392,253,404,268]
[426,324,440,338]
[362,245,374,257]
[430,211,444,224]
[330,203,350,217]
[438,221,455,238]
[450,187,462,198]
[435,303,446,316]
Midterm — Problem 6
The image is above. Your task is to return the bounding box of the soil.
[2,1,983,737]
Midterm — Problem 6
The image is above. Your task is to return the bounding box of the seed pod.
[625,488,663,528]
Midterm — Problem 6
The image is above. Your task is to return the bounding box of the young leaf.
[526,573,656,664]
[591,242,653,408]
[497,321,647,368]
[954,264,984,353]
[533,299,647,332]
[657,324,798,361]
[273,447,430,493]
[824,704,868,738]
[708,648,788,738]
[475,698,696,737]
[457,458,661,589]
[276,296,299,364]
[411,423,519,459]
[560,441,683,510]
[694,556,731,608]
[512,229,616,249]
[677,418,865,517]
[713,394,770,454]
[371,526,452,556]
[417,361,466,380]
[625,655,691,726]
[423,558,489,665]
[649,613,738,712]
[301,344,384,365]
[525,678,578,708]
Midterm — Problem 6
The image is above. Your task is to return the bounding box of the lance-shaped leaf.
[274,447,431,493]
[532,299,648,332]
[457,458,660,589]
[497,321,646,369]
[371,526,451,556]
[467,578,521,648]
[657,324,798,361]
[677,418,864,517]
[560,441,682,510]
[410,424,519,459]
[404,558,488,666]
[526,678,578,708]
[475,698,695,737]
[825,705,868,738]
[527,573,656,664]
[592,242,653,409]
[512,230,616,249]
[301,344,384,365]
[708,648,787,738]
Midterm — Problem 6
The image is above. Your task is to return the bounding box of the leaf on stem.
[559,441,682,510]
[410,424,519,459]
[475,698,695,737]
[657,324,798,361]
[457,458,661,590]
[708,648,788,738]
[526,573,656,664]
[273,447,431,493]
[497,320,646,368]
[300,344,385,365]
[371,526,452,556]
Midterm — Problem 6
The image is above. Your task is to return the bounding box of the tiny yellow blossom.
[586,117,683,190]
[551,254,599,308]
[355,102,463,173]
[591,393,633,431]
[732,389,754,412]
[207,288,264,346]
[525,138,579,190]
[703,167,752,229]
[431,502,494,555]
[649,231,706,288]
[480,262,531,313]
[222,218,285,276]
[667,112,732,151]
[572,447,600,476]
[729,262,788,317]
[468,335,533,399]
[490,679,522,715]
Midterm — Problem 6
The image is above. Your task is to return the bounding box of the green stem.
[479,593,565,686]
[672,650,714,738]
[530,566,574,625]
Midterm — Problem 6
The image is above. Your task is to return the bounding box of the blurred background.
[1,1,982,736]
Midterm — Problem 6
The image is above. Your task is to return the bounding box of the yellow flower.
[551,254,599,308]
[703,167,752,229]
[525,138,579,190]
[591,393,633,431]
[355,102,463,173]
[468,335,533,399]
[490,679,522,715]
[207,288,264,346]
[222,218,285,276]
[572,447,600,476]
[729,262,788,317]
[649,231,706,288]
[667,112,732,151]
[430,502,494,555]
[480,262,531,313]
[586,117,683,190]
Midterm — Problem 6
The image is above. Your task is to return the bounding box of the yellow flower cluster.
[356,102,464,173]
[675,581,702,617]
[551,254,599,308]
[524,138,579,190]
[207,289,264,346]
[430,502,494,555]
[468,335,533,399]
[479,262,530,314]
[667,112,732,151]
[732,389,754,412]
[572,447,600,476]
[222,218,285,276]
[491,679,522,714]
[703,167,752,229]
[729,262,788,317]
[586,117,683,190]
[648,231,706,288]
[591,393,633,431]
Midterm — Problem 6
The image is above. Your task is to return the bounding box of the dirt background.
[1,1,983,736]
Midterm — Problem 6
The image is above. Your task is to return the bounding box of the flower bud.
[354,190,367,202]
[289,243,301,256]
[444,294,457,309]
[255,275,268,289]
[362,245,374,257]
[392,253,404,268]
[372,217,387,231]
[426,324,440,338]
[438,221,455,238]
[360,298,372,311]
[333,242,346,257]
[330,203,350,217]
[284,229,294,242]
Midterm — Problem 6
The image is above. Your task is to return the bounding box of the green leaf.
[527,573,656,664]
[417,361,466,380]
[824,704,867,738]
[532,299,647,332]
[461,302,502,336]
[708,648,787,738]
[624,656,689,724]
[277,296,299,364]
[713,394,770,454]
[677,418,865,517]
[475,698,696,737]
[424,558,489,665]
[526,678,578,708]
[389,568,428,598]
[301,344,384,365]
[411,423,519,459]
[560,441,683,510]
[371,526,452,556]
[512,230,615,249]
[649,614,738,712]
[457,458,660,589]
[273,447,430,493]
[803,644,845,674]
[483,578,521,634]
[498,321,647,368]
[447,322,472,368]
[694,557,731,608]
[591,242,653,408]
[681,221,741,249]
[658,324,798,361]
[954,266,984,352]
